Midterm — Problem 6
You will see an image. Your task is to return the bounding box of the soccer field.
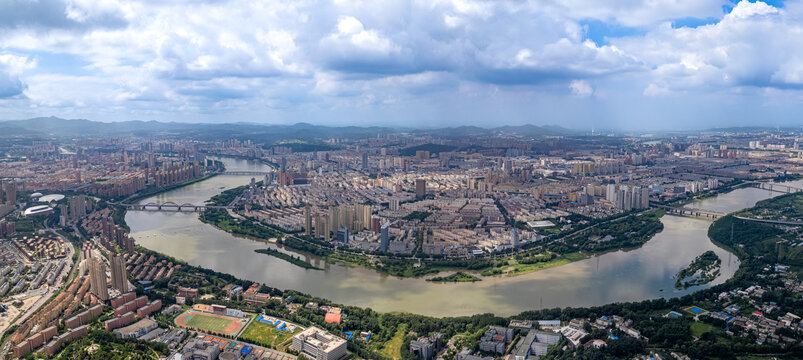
[177,311,246,335]
[186,313,233,333]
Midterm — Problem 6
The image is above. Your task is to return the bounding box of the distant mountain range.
[705,126,802,133]
[3,117,791,143]
[0,117,581,142]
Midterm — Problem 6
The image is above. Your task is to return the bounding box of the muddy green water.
[127,158,795,316]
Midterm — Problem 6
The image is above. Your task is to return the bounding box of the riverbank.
[122,170,222,204]
[254,248,321,270]
[207,153,279,169]
[125,197,802,360]
[199,208,284,240]
[488,252,589,276]
[708,193,803,277]
[199,204,667,280]
[125,157,749,316]
[206,181,262,207]
[426,272,481,282]
[671,176,801,209]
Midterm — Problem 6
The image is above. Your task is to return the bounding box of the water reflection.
[128,159,793,316]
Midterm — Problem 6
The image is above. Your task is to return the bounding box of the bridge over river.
[221,171,270,176]
[655,205,728,219]
[654,181,803,220]
[748,181,803,194]
[115,201,231,212]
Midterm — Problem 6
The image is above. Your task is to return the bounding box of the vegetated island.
[675,250,721,289]
[426,271,481,282]
[254,248,322,270]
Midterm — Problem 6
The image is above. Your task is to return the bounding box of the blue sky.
[1,0,802,130]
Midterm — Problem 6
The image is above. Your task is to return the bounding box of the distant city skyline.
[1,0,801,129]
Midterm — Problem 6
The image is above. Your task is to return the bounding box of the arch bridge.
[118,202,231,212]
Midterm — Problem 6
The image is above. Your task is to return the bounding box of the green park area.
[378,323,407,360]
[239,319,300,351]
[426,271,481,282]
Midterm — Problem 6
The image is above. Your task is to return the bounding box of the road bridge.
[116,202,231,212]
[222,171,271,176]
[749,182,803,194]
[654,205,727,219]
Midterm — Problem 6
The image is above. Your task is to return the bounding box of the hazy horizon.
[5,115,800,134]
[1,0,802,130]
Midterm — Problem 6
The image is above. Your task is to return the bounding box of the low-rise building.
[456,347,493,360]
[178,286,199,299]
[113,318,159,338]
[513,330,562,360]
[478,326,512,354]
[162,304,182,316]
[183,338,221,360]
[292,326,348,360]
[410,333,443,360]
[555,326,587,348]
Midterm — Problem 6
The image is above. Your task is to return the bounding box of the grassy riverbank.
[113,180,803,360]
[131,212,803,360]
[487,252,589,276]
[255,248,322,270]
[199,208,284,240]
[708,192,803,276]
[737,191,803,220]
[206,182,257,206]
[426,272,481,282]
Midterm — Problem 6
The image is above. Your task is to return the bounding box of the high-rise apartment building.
[336,228,349,243]
[606,184,617,202]
[380,226,389,252]
[110,255,128,293]
[415,179,426,198]
[2,182,16,205]
[613,185,650,211]
[371,215,381,233]
[315,215,327,239]
[69,196,88,221]
[305,204,312,237]
[88,256,109,301]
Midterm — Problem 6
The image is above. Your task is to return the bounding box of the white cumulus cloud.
[0,0,802,127]
[569,80,593,97]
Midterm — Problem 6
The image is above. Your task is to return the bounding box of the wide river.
[126,158,798,317]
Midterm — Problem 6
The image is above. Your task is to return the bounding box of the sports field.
[175,310,248,336]
[239,317,300,351]
[683,306,708,315]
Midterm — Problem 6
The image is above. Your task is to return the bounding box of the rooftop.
[296,326,346,352]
